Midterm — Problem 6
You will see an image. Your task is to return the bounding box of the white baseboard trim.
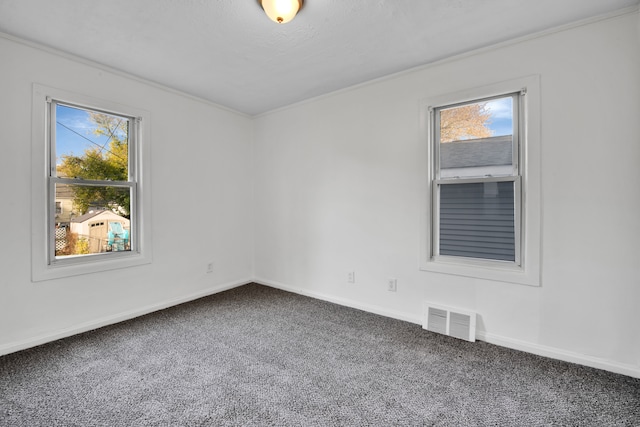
[477,331,640,379]
[253,277,423,325]
[256,277,640,379]
[0,277,252,357]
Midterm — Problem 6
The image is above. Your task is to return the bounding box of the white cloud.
[485,97,512,119]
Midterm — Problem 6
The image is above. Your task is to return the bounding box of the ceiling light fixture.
[259,0,302,24]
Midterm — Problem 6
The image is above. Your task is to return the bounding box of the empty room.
[1,0,639,425]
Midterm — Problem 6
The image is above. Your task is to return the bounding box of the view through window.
[52,103,135,259]
[433,94,520,263]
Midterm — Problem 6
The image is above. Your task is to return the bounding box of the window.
[433,93,521,263]
[32,85,152,281]
[50,101,136,259]
[420,76,541,286]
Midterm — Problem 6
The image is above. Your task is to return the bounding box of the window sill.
[420,256,539,286]
[32,250,151,282]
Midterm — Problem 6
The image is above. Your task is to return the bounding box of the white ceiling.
[1,0,638,115]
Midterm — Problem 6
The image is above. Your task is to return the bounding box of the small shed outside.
[70,210,130,253]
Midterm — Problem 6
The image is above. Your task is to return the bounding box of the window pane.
[439,97,513,179]
[439,181,515,261]
[55,104,129,181]
[54,184,131,257]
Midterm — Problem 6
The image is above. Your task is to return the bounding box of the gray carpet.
[1,283,639,426]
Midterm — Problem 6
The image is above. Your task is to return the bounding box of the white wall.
[253,11,640,377]
[0,35,254,353]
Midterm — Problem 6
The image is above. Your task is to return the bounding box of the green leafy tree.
[57,113,130,217]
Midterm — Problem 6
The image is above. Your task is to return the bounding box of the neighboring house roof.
[441,135,512,169]
[71,209,128,224]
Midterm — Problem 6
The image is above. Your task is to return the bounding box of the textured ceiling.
[1,0,638,115]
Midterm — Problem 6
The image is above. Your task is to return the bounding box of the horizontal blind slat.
[439,181,515,261]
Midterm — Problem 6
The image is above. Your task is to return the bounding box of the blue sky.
[55,105,112,165]
[484,97,513,136]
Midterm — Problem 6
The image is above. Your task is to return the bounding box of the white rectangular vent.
[423,303,476,342]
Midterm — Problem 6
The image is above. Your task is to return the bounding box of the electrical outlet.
[387,278,397,292]
[207,262,214,273]
[347,271,355,283]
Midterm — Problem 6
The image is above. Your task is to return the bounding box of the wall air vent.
[423,303,477,342]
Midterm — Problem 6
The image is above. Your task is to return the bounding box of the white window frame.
[419,76,541,286]
[31,84,152,281]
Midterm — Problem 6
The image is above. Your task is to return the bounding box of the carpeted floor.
[1,283,639,426]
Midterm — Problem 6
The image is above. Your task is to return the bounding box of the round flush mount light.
[259,0,303,24]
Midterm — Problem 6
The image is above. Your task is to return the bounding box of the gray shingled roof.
[71,209,109,223]
[440,135,512,169]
